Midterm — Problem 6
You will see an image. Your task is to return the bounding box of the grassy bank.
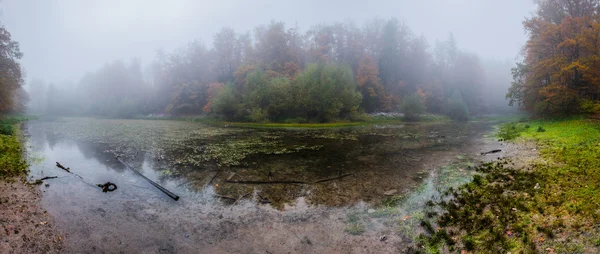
[418,117,600,253]
[0,115,29,177]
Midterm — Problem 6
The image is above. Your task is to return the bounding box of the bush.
[445,91,469,121]
[293,64,362,122]
[0,124,13,135]
[212,84,243,120]
[579,99,600,114]
[0,129,27,177]
[400,93,426,121]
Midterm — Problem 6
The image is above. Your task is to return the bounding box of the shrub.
[293,64,362,122]
[579,99,600,115]
[534,85,579,117]
[445,91,469,121]
[0,129,27,177]
[400,92,426,121]
[0,124,13,135]
[212,84,243,120]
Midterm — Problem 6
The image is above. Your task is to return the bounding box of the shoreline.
[0,176,63,253]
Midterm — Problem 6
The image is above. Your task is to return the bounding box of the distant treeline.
[508,0,600,117]
[28,18,515,121]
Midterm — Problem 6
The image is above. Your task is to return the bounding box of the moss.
[345,223,365,235]
[422,118,600,252]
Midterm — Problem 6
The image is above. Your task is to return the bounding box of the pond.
[25,117,504,253]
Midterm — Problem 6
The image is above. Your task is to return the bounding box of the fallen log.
[224,173,355,185]
[313,173,355,183]
[224,180,310,185]
[481,149,502,155]
[213,194,236,200]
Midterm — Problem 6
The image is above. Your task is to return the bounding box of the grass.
[0,115,30,177]
[419,116,600,253]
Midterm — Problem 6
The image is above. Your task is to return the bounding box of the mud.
[22,117,509,253]
[0,177,63,253]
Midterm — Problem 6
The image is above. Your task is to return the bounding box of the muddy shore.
[0,176,63,253]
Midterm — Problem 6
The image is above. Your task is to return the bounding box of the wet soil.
[0,177,63,253]
[22,117,510,253]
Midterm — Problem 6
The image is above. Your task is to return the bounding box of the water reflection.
[23,118,503,253]
[26,119,492,208]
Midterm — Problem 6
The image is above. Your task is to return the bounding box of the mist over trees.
[508,0,600,117]
[27,18,513,121]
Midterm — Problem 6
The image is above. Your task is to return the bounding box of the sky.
[0,0,536,85]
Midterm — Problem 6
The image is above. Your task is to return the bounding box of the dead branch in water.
[55,162,70,173]
[37,176,58,181]
[223,173,355,185]
[481,149,502,155]
[231,192,251,207]
[313,173,354,183]
[207,169,221,186]
[213,194,236,200]
[30,176,58,185]
[224,180,310,185]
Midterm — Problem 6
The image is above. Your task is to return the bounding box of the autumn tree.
[356,54,390,112]
[0,26,25,114]
[508,0,600,116]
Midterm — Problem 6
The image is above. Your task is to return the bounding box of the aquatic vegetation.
[38,117,491,211]
[421,118,600,253]
[199,137,323,166]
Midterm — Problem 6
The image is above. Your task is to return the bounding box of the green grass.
[0,115,30,177]
[421,116,600,253]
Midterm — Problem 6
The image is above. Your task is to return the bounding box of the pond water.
[25,117,504,253]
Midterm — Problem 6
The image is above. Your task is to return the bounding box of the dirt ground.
[0,176,63,253]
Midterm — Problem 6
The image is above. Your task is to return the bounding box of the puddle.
[25,117,505,253]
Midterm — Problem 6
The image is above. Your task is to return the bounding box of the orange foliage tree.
[508,0,600,116]
[356,54,391,112]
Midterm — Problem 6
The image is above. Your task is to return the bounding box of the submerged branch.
[223,173,355,185]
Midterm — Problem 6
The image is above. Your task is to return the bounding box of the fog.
[2,0,534,83]
[0,0,536,118]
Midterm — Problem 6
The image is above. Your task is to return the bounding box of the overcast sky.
[1,0,536,85]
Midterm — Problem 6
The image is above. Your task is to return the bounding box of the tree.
[356,54,390,112]
[293,64,362,122]
[378,18,411,99]
[446,91,469,121]
[0,26,25,114]
[254,22,304,74]
[213,28,242,82]
[400,92,426,121]
[508,0,600,116]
